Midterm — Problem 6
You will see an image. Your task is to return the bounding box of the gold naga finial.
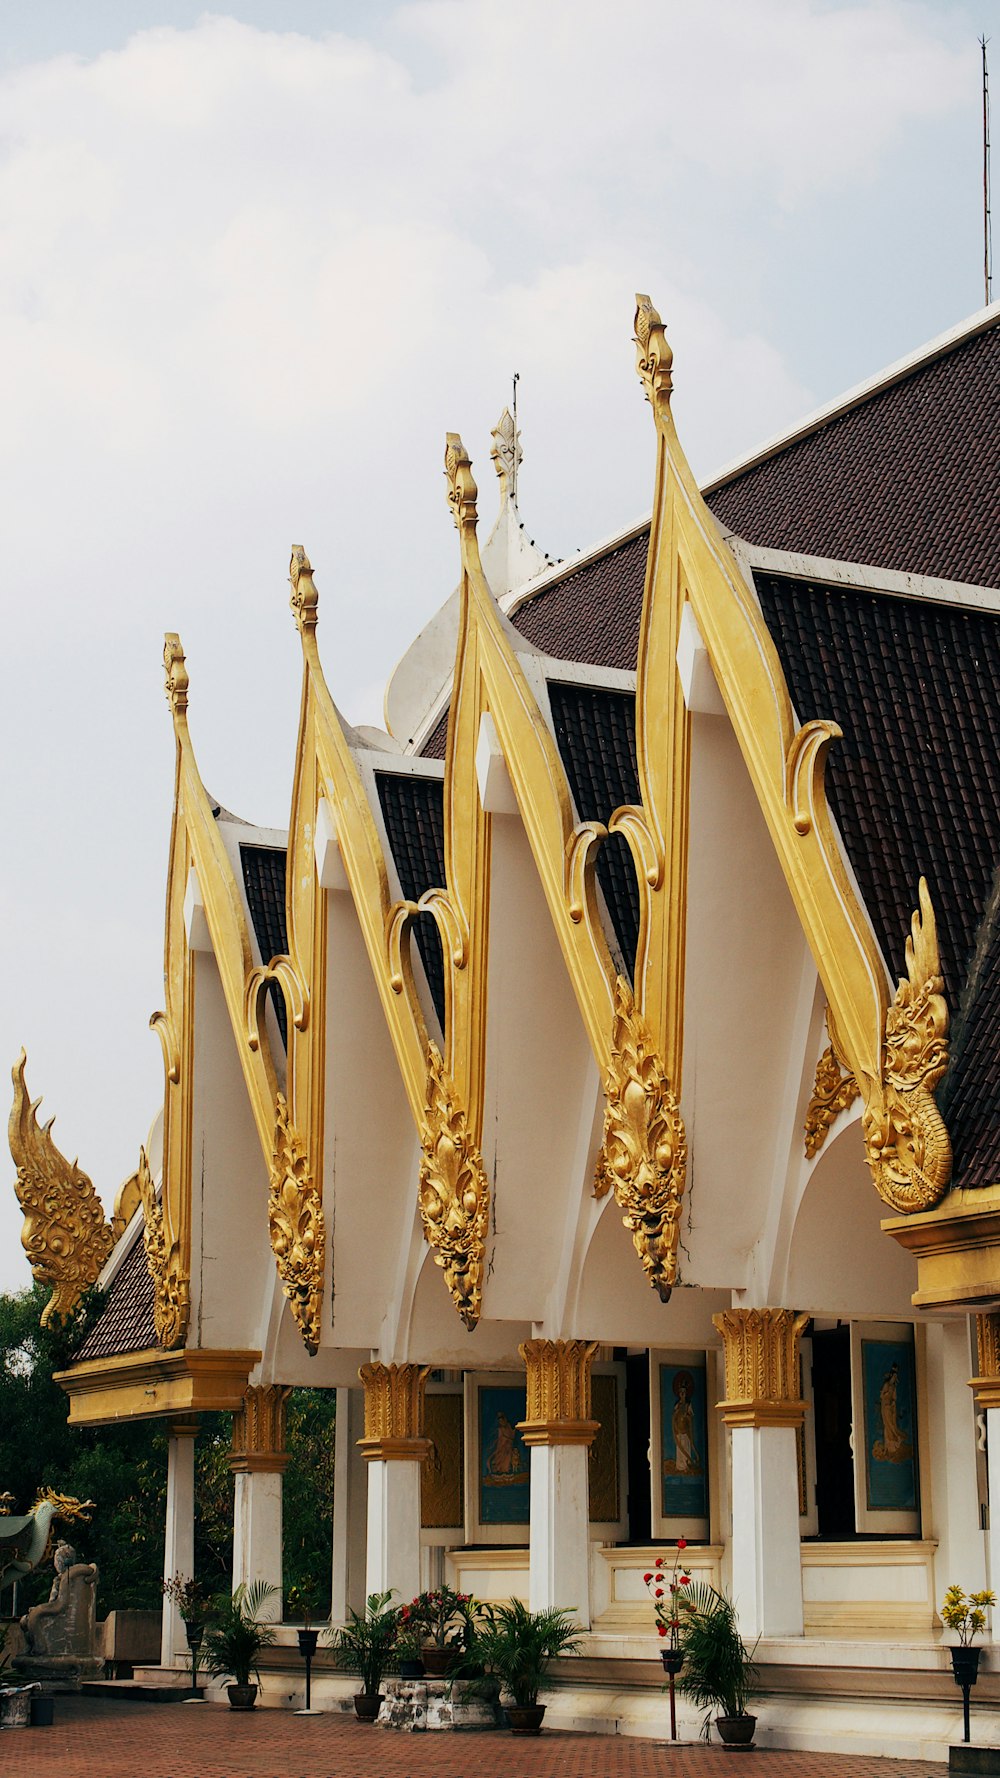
[593,977,687,1301]
[135,1147,189,1349]
[269,1093,325,1355]
[418,1043,490,1330]
[9,1050,114,1326]
[289,546,319,635]
[863,877,952,1212]
[634,293,674,409]
[444,433,478,531]
[163,633,189,719]
[490,407,521,503]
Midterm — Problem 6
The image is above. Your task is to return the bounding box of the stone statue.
[17,1544,103,1689]
[0,1491,95,1595]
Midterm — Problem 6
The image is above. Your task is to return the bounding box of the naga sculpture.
[418,1043,490,1331]
[863,878,952,1213]
[0,1492,95,1597]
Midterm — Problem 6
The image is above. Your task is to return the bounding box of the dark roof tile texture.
[513,531,649,669]
[75,1233,156,1362]
[944,871,1000,1189]
[754,571,1000,1005]
[708,324,1000,588]
[375,772,447,1029]
[240,844,289,1049]
[547,682,641,976]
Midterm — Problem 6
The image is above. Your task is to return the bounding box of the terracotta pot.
[716,1713,756,1747]
[227,1683,258,1710]
[421,1647,456,1677]
[353,1691,383,1721]
[507,1703,546,1735]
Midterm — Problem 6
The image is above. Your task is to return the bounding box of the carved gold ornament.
[593,976,687,1302]
[713,1306,809,1428]
[862,878,952,1213]
[418,1043,490,1331]
[230,1384,292,1473]
[135,1147,189,1350]
[8,1051,114,1327]
[357,1361,431,1461]
[804,1043,860,1158]
[269,1093,325,1356]
[518,1338,599,1446]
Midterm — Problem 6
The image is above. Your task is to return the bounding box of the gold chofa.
[804,1042,860,1159]
[593,976,687,1301]
[269,1093,325,1355]
[418,1044,490,1331]
[8,1051,114,1326]
[863,878,952,1213]
[136,1147,189,1349]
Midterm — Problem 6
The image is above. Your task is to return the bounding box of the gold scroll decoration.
[230,1383,292,1474]
[9,1050,114,1327]
[593,977,687,1301]
[862,879,951,1213]
[518,1338,599,1447]
[135,1147,189,1350]
[269,1093,325,1356]
[357,1361,431,1462]
[713,1306,809,1428]
[418,1043,490,1331]
[804,1041,860,1159]
[971,1314,1000,1412]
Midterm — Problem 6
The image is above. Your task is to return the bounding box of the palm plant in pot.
[203,1580,278,1710]
[328,1590,400,1720]
[677,1583,759,1746]
[472,1599,581,1734]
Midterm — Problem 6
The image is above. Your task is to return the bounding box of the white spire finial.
[490,406,522,505]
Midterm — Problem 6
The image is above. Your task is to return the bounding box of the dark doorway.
[811,1326,856,1538]
[622,1351,652,1544]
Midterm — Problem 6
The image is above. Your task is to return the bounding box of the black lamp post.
[950,1645,982,1743]
[660,1646,684,1740]
[184,1620,204,1695]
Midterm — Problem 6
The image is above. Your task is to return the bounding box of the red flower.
[670,1618,680,1630]
[676,1538,687,1551]
[657,1624,667,1637]
[654,1558,664,1568]
[643,1573,653,1584]
[680,1574,691,1586]
[655,1588,664,1599]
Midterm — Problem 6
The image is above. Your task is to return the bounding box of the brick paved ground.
[0,1697,950,1778]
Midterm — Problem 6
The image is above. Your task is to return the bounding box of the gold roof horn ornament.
[863,878,952,1213]
[269,1093,325,1356]
[135,1146,189,1349]
[418,1043,490,1331]
[594,977,687,1301]
[804,1014,860,1159]
[8,1050,114,1327]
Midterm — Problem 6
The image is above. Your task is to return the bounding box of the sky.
[0,0,994,1295]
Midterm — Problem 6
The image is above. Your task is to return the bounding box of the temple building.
[9,293,1000,1753]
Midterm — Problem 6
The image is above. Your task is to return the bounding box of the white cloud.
[0,1,975,1290]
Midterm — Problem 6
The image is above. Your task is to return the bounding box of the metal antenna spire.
[511,372,520,505]
[983,35,993,306]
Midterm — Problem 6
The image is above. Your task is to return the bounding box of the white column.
[927,1321,987,1605]
[528,1442,592,1626]
[714,1308,808,1641]
[232,1471,284,1620]
[520,1339,598,1632]
[970,1313,1000,1632]
[364,1458,423,1601]
[358,1363,429,1608]
[161,1421,197,1667]
[729,1425,804,1638]
[331,1387,368,1623]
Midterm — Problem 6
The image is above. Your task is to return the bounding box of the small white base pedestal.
[377,1677,498,1731]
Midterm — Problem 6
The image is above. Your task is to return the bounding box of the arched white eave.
[781,1115,918,1320]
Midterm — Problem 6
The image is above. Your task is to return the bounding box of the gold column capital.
[230,1384,292,1474]
[713,1307,809,1429]
[971,1313,1000,1410]
[357,1362,431,1463]
[517,1338,600,1447]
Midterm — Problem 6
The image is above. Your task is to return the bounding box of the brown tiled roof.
[548,682,641,974]
[375,772,446,1027]
[240,844,289,1049]
[75,1232,156,1362]
[513,530,649,670]
[754,571,1000,1004]
[708,322,1000,588]
[943,870,1000,1189]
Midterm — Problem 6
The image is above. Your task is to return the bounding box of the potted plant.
[405,1585,475,1676]
[286,1581,322,1712]
[161,1573,214,1694]
[941,1583,996,1742]
[677,1583,759,1747]
[472,1598,580,1734]
[328,1590,400,1720]
[203,1580,278,1710]
[643,1540,691,1738]
[395,1603,426,1679]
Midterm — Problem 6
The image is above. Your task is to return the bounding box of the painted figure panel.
[658,1358,708,1521]
[478,1384,530,1525]
[861,1336,918,1513]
